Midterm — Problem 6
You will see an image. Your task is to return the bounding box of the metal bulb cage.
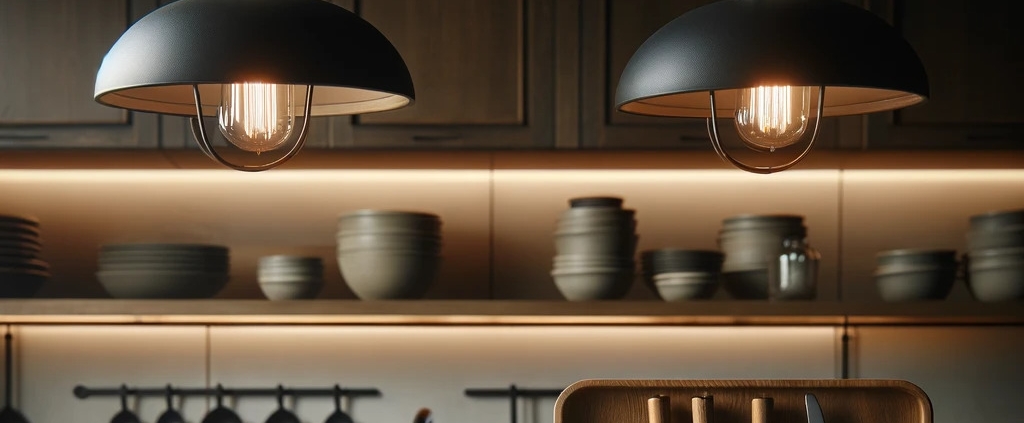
[94,0,416,171]
[614,0,929,173]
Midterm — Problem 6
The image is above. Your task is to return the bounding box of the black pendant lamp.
[95,0,414,171]
[615,0,928,174]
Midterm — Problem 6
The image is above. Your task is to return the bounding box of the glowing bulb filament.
[218,83,295,154]
[734,85,812,151]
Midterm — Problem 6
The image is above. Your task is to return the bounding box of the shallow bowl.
[550,268,633,301]
[96,270,228,299]
[875,268,956,301]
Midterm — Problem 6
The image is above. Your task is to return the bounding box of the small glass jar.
[768,236,820,300]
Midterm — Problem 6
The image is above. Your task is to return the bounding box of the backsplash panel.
[840,170,1024,302]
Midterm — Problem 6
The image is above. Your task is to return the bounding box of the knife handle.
[692,395,714,423]
[752,397,773,423]
[648,395,671,423]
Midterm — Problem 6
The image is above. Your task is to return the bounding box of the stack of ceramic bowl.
[257,255,324,300]
[0,214,49,298]
[966,209,1024,301]
[551,197,637,300]
[641,249,723,301]
[96,243,230,298]
[874,249,957,301]
[718,214,807,299]
[336,210,441,299]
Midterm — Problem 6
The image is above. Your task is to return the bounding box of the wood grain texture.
[358,0,523,125]
[0,0,128,124]
[555,380,932,423]
[752,397,773,423]
[648,395,670,423]
[692,396,713,423]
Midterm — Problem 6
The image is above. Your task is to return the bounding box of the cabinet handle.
[412,134,463,142]
[0,134,49,140]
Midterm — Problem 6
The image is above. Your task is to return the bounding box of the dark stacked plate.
[0,214,49,298]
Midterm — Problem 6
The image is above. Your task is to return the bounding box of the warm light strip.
[0,169,488,183]
[0,314,844,325]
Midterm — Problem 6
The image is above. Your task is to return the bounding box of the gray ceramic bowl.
[554,231,637,256]
[967,264,1024,301]
[876,249,958,266]
[569,197,624,208]
[969,209,1024,232]
[722,214,804,230]
[721,268,769,299]
[967,226,1024,251]
[96,270,228,299]
[337,210,441,234]
[968,247,1024,268]
[652,272,719,301]
[337,250,439,299]
[259,280,324,300]
[550,268,633,300]
[874,268,956,301]
[337,233,441,253]
[0,269,48,298]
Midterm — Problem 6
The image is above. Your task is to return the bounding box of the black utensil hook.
[464,384,565,423]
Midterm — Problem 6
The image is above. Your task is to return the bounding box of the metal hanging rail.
[465,384,565,423]
[73,384,381,399]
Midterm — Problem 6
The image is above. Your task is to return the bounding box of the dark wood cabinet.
[164,0,565,151]
[578,0,858,151]
[0,0,159,148]
[342,0,560,149]
[865,0,1024,149]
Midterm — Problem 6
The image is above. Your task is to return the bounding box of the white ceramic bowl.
[96,270,228,299]
[337,250,440,299]
[876,249,958,266]
[550,268,633,300]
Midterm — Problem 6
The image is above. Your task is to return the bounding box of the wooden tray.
[555,380,932,423]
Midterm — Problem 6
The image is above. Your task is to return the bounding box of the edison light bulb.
[218,83,295,154]
[734,85,812,151]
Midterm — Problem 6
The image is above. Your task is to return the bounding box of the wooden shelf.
[0,300,1020,325]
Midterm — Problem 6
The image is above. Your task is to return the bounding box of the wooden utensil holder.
[555,380,931,423]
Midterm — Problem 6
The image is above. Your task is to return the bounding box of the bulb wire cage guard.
[189,85,315,172]
[707,86,826,174]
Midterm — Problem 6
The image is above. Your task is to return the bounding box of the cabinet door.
[0,0,158,148]
[580,0,855,151]
[344,0,556,149]
[866,0,1024,149]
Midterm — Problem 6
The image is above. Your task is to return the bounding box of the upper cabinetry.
[343,0,561,149]
[578,0,863,150]
[0,0,158,148]
[865,0,1024,149]
[162,0,566,151]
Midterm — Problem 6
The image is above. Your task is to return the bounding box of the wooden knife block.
[554,380,932,423]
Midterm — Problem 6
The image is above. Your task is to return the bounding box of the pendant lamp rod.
[707,87,826,174]
[189,84,315,172]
